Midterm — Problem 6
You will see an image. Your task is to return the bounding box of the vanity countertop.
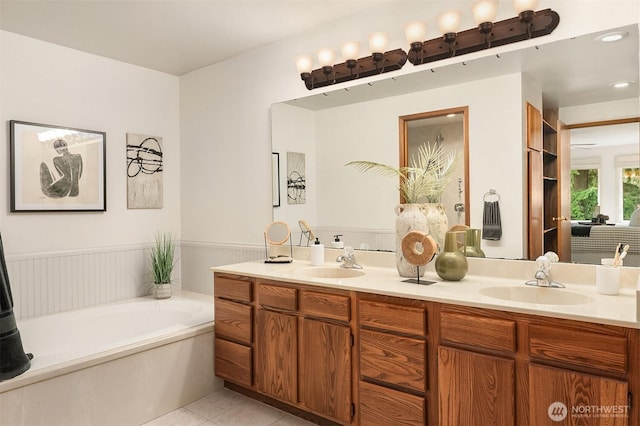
[213,257,640,329]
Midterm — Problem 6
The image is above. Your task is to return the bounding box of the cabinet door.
[529,364,629,426]
[256,309,298,405]
[438,346,515,426]
[299,318,352,424]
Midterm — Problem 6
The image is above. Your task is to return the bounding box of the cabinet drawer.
[440,311,516,354]
[215,299,253,343]
[359,300,425,336]
[359,380,425,426]
[528,325,627,375]
[360,329,426,393]
[258,284,297,311]
[215,337,252,387]
[300,290,350,321]
[214,275,252,302]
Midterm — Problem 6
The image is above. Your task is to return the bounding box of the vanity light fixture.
[296,32,407,90]
[438,10,462,54]
[405,21,428,58]
[472,0,498,47]
[317,48,336,77]
[407,5,559,66]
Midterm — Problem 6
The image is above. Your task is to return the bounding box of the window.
[571,168,599,220]
[622,167,640,219]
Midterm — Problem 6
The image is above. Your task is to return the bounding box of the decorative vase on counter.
[423,203,448,251]
[462,228,485,258]
[153,283,172,299]
[395,204,428,277]
[435,231,468,281]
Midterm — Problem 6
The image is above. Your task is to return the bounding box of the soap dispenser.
[331,235,344,249]
[310,238,325,266]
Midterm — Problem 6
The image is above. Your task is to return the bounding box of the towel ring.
[483,189,500,202]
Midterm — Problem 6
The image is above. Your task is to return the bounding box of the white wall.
[0,31,181,315]
[0,32,181,254]
[294,74,524,259]
[271,103,317,237]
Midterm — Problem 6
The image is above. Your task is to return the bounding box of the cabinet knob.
[553,216,568,222]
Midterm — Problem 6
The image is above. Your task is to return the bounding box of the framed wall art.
[286,151,306,205]
[10,120,107,212]
[272,152,280,207]
[126,133,163,209]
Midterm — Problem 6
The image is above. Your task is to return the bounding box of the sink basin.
[479,286,594,305]
[297,267,365,279]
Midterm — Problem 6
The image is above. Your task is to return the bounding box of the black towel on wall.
[482,201,502,240]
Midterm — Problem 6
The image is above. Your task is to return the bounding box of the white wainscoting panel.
[5,244,177,320]
[180,242,263,295]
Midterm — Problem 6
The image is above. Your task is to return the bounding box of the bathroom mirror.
[400,106,470,227]
[298,219,314,246]
[271,24,639,261]
[264,221,291,245]
[264,221,293,263]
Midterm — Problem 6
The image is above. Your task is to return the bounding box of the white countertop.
[213,256,640,329]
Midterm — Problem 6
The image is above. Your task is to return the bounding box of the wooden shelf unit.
[526,103,570,260]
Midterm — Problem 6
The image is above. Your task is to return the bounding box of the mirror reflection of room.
[569,121,640,266]
[271,23,639,265]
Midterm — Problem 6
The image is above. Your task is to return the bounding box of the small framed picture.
[10,120,107,212]
[272,152,280,207]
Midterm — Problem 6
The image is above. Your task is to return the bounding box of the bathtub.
[0,291,221,426]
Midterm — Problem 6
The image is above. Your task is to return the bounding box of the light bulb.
[369,32,389,54]
[404,21,427,44]
[438,10,462,35]
[513,0,538,14]
[472,0,498,25]
[340,41,360,61]
[295,55,313,74]
[316,48,336,68]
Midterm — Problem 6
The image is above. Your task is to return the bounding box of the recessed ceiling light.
[596,31,628,42]
[609,81,634,89]
[447,113,456,118]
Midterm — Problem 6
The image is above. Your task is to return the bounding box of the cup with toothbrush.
[596,243,628,295]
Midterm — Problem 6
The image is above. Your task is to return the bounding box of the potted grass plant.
[150,232,175,299]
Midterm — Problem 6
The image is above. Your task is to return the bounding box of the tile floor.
[142,388,315,426]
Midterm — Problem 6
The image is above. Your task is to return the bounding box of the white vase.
[423,203,448,252]
[395,203,449,278]
[395,204,428,277]
[153,283,172,299]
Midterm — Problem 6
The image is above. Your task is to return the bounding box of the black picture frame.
[10,120,107,212]
[272,152,281,207]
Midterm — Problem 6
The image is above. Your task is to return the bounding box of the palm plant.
[346,142,458,203]
[150,232,175,285]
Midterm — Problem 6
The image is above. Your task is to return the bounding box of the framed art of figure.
[10,120,106,212]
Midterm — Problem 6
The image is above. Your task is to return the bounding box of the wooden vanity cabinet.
[213,274,254,387]
[357,296,428,425]
[525,321,633,426]
[214,272,639,426]
[438,308,517,425]
[437,305,639,426]
[256,280,354,425]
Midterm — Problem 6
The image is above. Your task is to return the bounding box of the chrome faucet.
[336,246,362,269]
[526,254,564,288]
